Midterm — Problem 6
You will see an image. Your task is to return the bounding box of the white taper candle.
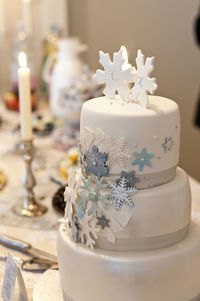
[0,0,5,36]
[22,0,32,35]
[18,52,33,140]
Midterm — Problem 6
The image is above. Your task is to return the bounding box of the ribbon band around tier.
[63,291,200,301]
[105,166,177,189]
[96,224,190,252]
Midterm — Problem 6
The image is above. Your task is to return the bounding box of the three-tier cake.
[57,47,200,301]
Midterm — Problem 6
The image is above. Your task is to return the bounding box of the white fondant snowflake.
[64,168,83,222]
[131,49,157,108]
[80,127,131,171]
[79,127,105,162]
[103,136,132,169]
[70,214,79,243]
[109,177,137,210]
[79,211,99,249]
[95,46,136,100]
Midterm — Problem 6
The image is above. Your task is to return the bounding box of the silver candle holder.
[13,140,48,217]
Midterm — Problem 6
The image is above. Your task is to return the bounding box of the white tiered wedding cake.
[57,47,200,301]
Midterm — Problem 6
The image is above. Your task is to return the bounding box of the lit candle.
[22,0,32,35]
[18,52,32,140]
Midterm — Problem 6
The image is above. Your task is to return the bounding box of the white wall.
[69,0,200,180]
[0,0,68,91]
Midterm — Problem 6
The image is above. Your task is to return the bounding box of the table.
[0,102,67,300]
[0,102,200,300]
[0,102,68,230]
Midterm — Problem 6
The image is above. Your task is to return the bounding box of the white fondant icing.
[57,89,197,299]
[57,222,200,301]
[97,168,191,249]
[68,167,191,250]
[80,95,180,176]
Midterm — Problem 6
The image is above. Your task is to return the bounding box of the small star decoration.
[131,147,155,172]
[131,49,157,108]
[162,137,174,152]
[95,46,136,101]
[96,215,110,229]
[84,145,108,178]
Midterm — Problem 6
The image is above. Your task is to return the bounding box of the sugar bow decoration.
[94,46,136,101]
[131,49,157,108]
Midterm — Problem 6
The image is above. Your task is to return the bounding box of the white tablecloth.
[0,102,65,300]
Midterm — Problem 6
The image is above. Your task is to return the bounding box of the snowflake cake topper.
[131,49,157,108]
[94,46,136,100]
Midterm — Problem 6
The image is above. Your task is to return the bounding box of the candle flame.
[121,46,131,70]
[18,52,27,68]
[121,45,128,63]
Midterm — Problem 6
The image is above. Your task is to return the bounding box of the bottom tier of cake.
[57,221,200,301]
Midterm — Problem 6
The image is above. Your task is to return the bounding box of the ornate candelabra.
[13,140,48,217]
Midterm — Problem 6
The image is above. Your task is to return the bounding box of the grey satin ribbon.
[63,287,200,301]
[96,224,190,252]
[105,166,176,189]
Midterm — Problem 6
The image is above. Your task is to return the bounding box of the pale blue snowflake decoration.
[109,177,137,210]
[77,176,110,218]
[77,206,85,219]
[96,215,110,229]
[131,147,155,172]
[84,145,108,178]
[162,137,174,152]
[116,170,139,188]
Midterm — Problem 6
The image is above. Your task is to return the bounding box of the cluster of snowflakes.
[94,47,158,108]
[61,168,136,249]
[60,126,175,249]
[80,127,174,175]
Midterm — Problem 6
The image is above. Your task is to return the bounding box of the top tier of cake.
[80,95,180,188]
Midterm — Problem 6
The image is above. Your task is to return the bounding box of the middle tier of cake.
[71,167,191,251]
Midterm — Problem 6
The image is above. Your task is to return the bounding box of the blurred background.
[0,0,200,180]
